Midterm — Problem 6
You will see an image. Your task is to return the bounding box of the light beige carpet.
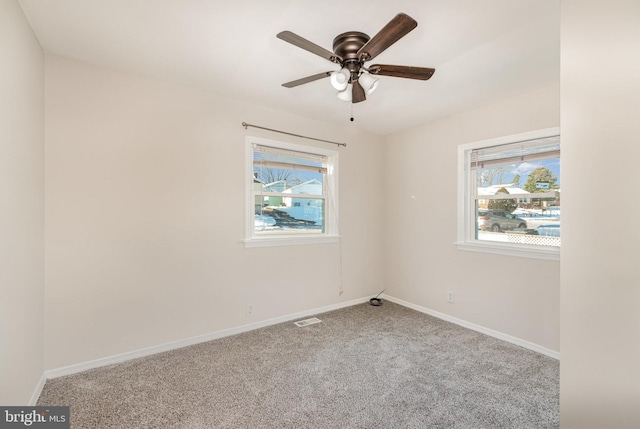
[38,301,559,428]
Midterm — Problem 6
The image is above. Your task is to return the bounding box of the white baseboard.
[29,373,47,406]
[382,294,560,360]
[44,296,370,380]
[41,292,558,391]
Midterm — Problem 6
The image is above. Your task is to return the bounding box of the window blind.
[470,136,560,169]
[253,144,327,174]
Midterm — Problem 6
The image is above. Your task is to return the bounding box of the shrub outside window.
[457,128,560,260]
[245,137,339,247]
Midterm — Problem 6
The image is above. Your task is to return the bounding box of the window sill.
[244,234,340,248]
[455,241,560,261]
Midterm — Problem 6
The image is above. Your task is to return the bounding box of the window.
[244,137,339,247]
[457,128,560,260]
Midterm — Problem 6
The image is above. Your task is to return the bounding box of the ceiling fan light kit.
[358,72,379,95]
[336,84,353,102]
[330,68,350,91]
[277,13,435,105]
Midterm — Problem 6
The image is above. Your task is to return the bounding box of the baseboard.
[28,373,47,406]
[42,293,558,386]
[382,294,560,360]
[44,296,370,380]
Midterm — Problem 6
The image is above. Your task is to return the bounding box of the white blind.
[254,144,327,174]
[470,136,560,169]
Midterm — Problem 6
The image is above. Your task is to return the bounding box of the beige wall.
[6,2,640,424]
[2,1,564,407]
[383,84,560,352]
[44,56,385,370]
[0,0,45,405]
[42,55,564,377]
[8,4,640,422]
[561,0,640,427]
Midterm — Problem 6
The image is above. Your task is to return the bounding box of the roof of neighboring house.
[478,184,530,196]
[263,180,287,189]
[282,179,322,194]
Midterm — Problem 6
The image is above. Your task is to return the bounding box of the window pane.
[475,153,560,247]
[255,198,325,234]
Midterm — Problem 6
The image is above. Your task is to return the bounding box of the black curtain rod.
[242,122,347,147]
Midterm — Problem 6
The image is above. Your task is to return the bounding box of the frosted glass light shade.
[336,84,352,101]
[358,72,379,95]
[330,69,350,91]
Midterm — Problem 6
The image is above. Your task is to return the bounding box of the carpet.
[37,301,559,428]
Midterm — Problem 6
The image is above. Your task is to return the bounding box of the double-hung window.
[245,137,339,247]
[457,127,560,260]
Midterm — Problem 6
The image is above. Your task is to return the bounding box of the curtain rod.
[242,122,347,147]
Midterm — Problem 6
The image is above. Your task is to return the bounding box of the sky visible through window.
[477,158,560,189]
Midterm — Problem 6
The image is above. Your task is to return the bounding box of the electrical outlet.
[447,291,455,304]
[246,304,254,317]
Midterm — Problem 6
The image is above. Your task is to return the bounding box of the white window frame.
[456,127,560,260]
[244,136,339,248]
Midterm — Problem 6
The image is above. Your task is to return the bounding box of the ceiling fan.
[276,13,435,104]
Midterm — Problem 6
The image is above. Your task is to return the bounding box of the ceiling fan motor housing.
[332,31,370,77]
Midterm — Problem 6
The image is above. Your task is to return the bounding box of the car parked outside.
[477,209,527,232]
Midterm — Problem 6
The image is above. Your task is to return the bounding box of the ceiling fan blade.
[357,13,418,62]
[282,72,332,88]
[277,31,340,63]
[369,64,435,80]
[352,81,366,103]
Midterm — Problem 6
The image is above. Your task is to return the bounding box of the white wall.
[0,0,45,405]
[44,56,385,370]
[383,84,560,352]
[561,1,640,427]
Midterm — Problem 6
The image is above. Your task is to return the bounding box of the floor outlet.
[447,291,455,304]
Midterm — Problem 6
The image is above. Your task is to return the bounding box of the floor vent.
[294,317,322,327]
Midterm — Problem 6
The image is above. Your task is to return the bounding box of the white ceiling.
[18,0,560,135]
